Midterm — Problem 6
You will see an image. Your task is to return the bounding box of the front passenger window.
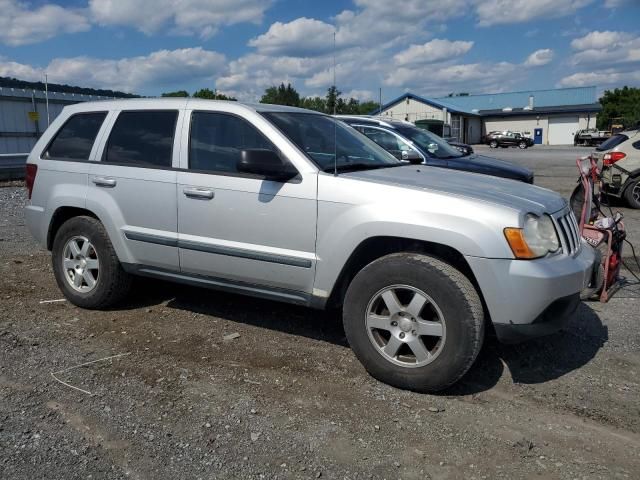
[189,112,275,174]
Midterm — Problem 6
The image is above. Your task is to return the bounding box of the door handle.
[183,187,214,199]
[92,176,117,187]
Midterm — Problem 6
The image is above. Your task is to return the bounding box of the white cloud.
[89,0,271,38]
[569,31,640,67]
[0,0,90,46]
[475,0,593,27]
[394,39,473,66]
[524,49,554,67]
[561,30,640,89]
[0,48,226,93]
[558,69,640,88]
[570,30,631,50]
[249,18,336,56]
[384,61,521,96]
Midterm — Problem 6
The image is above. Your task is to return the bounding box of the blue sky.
[0,0,638,101]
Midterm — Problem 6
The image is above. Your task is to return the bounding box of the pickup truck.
[574,129,610,147]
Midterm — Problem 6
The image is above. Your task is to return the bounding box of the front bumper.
[465,242,595,343]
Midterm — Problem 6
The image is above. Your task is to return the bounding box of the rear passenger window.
[105,111,178,167]
[189,112,274,173]
[45,112,107,160]
[632,140,640,150]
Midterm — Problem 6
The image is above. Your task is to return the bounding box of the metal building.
[371,86,602,145]
[0,86,117,154]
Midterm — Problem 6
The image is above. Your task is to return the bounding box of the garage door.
[548,116,579,145]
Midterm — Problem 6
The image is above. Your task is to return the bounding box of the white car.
[593,130,640,208]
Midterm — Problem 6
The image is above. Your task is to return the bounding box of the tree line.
[597,86,640,131]
[161,83,379,115]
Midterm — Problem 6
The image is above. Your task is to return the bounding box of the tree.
[325,86,341,114]
[260,83,300,106]
[358,100,380,115]
[192,88,236,100]
[161,90,189,97]
[300,96,326,112]
[597,86,640,130]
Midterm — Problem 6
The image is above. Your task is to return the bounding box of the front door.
[87,109,182,271]
[176,110,317,295]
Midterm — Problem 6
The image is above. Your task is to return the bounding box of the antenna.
[333,30,338,176]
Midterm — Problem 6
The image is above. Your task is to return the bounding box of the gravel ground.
[1,148,640,479]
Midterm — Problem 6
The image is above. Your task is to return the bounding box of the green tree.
[597,86,640,130]
[300,96,326,112]
[260,83,300,106]
[192,88,236,100]
[161,90,189,97]
[358,100,380,115]
[325,85,341,114]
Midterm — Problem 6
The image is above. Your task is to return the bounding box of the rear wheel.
[343,253,484,392]
[489,140,498,148]
[52,216,132,309]
[623,179,640,209]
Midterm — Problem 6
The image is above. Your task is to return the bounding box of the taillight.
[603,151,626,166]
[25,163,37,200]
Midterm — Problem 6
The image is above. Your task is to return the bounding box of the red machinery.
[570,156,626,302]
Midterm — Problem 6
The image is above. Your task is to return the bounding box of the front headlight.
[504,214,560,259]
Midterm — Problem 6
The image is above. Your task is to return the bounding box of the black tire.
[343,253,484,392]
[51,216,132,309]
[489,140,498,148]
[623,178,640,209]
[518,141,527,149]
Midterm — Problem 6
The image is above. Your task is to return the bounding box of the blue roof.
[432,86,598,111]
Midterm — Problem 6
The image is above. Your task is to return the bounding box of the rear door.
[176,108,317,296]
[87,107,184,271]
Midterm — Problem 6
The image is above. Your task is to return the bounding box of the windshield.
[262,112,402,172]
[396,126,463,159]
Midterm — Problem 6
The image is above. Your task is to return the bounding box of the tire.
[51,216,132,309]
[518,141,527,149]
[623,178,640,209]
[343,253,484,392]
[489,140,498,148]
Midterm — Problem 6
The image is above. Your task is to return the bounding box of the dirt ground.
[1,147,640,479]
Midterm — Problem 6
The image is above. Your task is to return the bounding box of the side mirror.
[237,149,298,181]
[401,150,423,164]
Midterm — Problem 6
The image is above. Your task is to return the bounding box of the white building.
[372,86,601,145]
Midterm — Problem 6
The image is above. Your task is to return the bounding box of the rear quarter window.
[44,112,107,160]
[596,134,629,151]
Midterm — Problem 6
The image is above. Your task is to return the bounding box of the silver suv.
[25,99,595,392]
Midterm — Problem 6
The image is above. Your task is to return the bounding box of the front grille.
[554,209,581,256]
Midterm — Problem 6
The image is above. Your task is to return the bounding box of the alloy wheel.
[62,236,100,293]
[365,285,446,368]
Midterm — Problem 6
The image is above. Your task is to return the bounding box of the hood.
[447,154,534,182]
[342,165,566,215]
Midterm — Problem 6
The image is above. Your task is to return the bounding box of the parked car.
[444,137,474,156]
[485,131,534,149]
[574,128,610,147]
[592,130,640,208]
[25,99,595,392]
[338,116,534,183]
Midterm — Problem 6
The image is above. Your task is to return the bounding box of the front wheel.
[343,253,484,392]
[489,140,498,148]
[624,179,640,209]
[52,216,132,309]
[518,141,527,149]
